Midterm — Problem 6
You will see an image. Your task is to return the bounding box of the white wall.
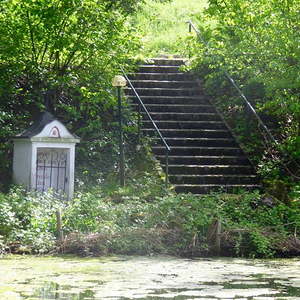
[12,141,32,188]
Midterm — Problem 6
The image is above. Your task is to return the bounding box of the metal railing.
[120,67,171,186]
[187,20,300,180]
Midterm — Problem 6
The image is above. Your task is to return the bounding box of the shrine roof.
[17,111,57,138]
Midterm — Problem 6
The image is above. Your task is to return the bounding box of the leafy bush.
[2,183,300,258]
[61,188,300,258]
[217,192,300,257]
[0,187,61,254]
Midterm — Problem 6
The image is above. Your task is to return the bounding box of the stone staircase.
[125,58,260,194]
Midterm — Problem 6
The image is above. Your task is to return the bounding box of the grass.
[132,0,208,57]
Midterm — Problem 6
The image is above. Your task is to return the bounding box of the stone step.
[169,174,259,185]
[154,137,237,147]
[157,155,250,165]
[129,73,194,81]
[153,146,244,156]
[174,184,261,194]
[144,112,221,122]
[151,58,186,66]
[143,120,227,130]
[164,165,255,175]
[142,128,231,138]
[129,80,195,89]
[132,104,216,113]
[125,87,200,97]
[138,65,181,73]
[127,58,260,194]
[127,96,208,105]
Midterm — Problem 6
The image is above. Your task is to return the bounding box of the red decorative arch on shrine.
[49,126,61,138]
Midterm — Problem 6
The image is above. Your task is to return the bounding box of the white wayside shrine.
[12,112,80,199]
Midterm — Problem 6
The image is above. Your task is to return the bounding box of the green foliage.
[64,173,167,235]
[1,183,300,258]
[147,193,220,255]
[0,187,61,253]
[132,0,207,56]
[216,192,300,258]
[186,0,300,191]
[0,0,142,190]
[62,187,300,258]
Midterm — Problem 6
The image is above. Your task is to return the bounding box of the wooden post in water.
[215,218,222,256]
[56,208,63,242]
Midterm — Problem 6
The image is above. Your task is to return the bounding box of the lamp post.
[112,75,127,187]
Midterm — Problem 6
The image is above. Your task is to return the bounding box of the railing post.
[187,21,192,59]
[188,22,192,33]
[165,148,169,188]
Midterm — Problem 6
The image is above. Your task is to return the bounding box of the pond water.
[1,255,300,299]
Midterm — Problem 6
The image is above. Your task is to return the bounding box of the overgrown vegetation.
[1,0,300,260]
[185,0,300,198]
[1,185,300,258]
[131,0,207,56]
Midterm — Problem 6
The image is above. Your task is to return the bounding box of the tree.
[189,0,300,179]
[0,0,142,190]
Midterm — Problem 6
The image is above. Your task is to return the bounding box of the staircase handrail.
[121,66,171,185]
[187,20,300,179]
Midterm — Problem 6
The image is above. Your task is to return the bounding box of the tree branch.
[26,10,37,67]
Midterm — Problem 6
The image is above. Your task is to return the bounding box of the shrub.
[0,187,60,254]
[2,183,300,258]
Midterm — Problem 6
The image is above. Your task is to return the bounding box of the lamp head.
[112,75,127,87]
